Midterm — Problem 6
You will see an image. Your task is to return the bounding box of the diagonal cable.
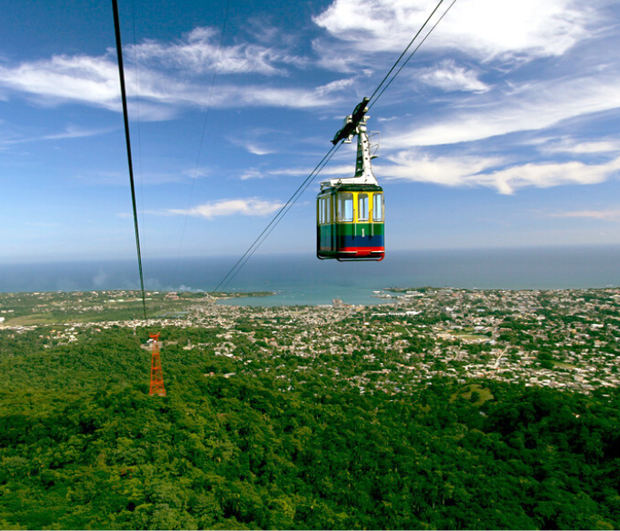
[214,142,342,291]
[112,0,147,319]
[216,142,343,289]
[369,0,457,111]
[368,0,446,105]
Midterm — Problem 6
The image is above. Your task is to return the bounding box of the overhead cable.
[369,0,457,111]
[367,0,446,106]
[112,0,147,319]
[213,142,342,290]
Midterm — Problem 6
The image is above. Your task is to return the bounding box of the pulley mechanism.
[331,97,370,145]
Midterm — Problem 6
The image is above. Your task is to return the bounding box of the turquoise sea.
[0,246,618,306]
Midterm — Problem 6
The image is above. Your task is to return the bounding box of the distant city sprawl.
[1,287,618,395]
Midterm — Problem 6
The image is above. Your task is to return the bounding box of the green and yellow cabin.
[317,183,384,261]
[318,96,385,261]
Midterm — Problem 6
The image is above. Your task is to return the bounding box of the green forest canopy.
[0,326,618,529]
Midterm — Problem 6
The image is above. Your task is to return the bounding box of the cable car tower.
[149,333,166,397]
[328,97,378,186]
[317,97,385,261]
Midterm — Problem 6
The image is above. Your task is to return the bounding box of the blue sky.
[1,0,619,263]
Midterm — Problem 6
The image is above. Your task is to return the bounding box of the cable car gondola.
[317,97,384,261]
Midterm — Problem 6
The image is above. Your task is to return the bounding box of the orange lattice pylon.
[149,332,166,397]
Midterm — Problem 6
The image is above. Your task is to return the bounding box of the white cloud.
[245,144,275,156]
[183,167,210,179]
[314,77,356,96]
[0,56,332,113]
[268,163,359,178]
[417,59,489,93]
[0,47,350,115]
[0,55,120,109]
[240,169,264,180]
[550,208,620,221]
[384,72,620,147]
[314,0,596,62]
[129,26,304,76]
[0,54,184,119]
[377,115,401,123]
[240,162,357,180]
[377,151,504,187]
[227,129,281,156]
[40,125,114,141]
[168,198,284,218]
[77,168,210,186]
[312,39,360,73]
[0,124,114,147]
[477,158,620,194]
[377,150,620,194]
[539,138,620,154]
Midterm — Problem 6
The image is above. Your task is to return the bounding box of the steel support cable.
[367,0,446,105]
[214,0,453,289]
[213,142,342,291]
[215,142,342,289]
[112,0,147,319]
[239,143,341,263]
[368,0,457,111]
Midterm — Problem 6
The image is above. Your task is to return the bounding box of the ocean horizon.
[1,245,618,306]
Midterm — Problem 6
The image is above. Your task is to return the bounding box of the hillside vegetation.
[0,326,618,529]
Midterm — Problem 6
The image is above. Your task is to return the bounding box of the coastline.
[1,246,619,303]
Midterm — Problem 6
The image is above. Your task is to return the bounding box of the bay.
[0,245,618,306]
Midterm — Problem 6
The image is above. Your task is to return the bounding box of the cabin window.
[358,193,369,221]
[320,197,328,224]
[373,193,384,221]
[338,193,353,222]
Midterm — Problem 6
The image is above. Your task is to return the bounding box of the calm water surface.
[1,246,618,306]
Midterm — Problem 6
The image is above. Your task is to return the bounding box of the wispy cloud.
[416,59,489,93]
[0,124,114,147]
[314,77,356,96]
[77,167,212,186]
[476,157,620,194]
[538,137,620,154]
[0,43,350,116]
[182,167,210,179]
[167,198,284,218]
[550,208,620,221]
[129,26,305,76]
[268,163,356,178]
[40,125,114,140]
[240,160,366,180]
[0,55,121,109]
[314,0,596,62]
[376,151,620,194]
[377,151,504,187]
[384,71,620,147]
[240,169,265,180]
[246,144,275,156]
[227,126,287,157]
